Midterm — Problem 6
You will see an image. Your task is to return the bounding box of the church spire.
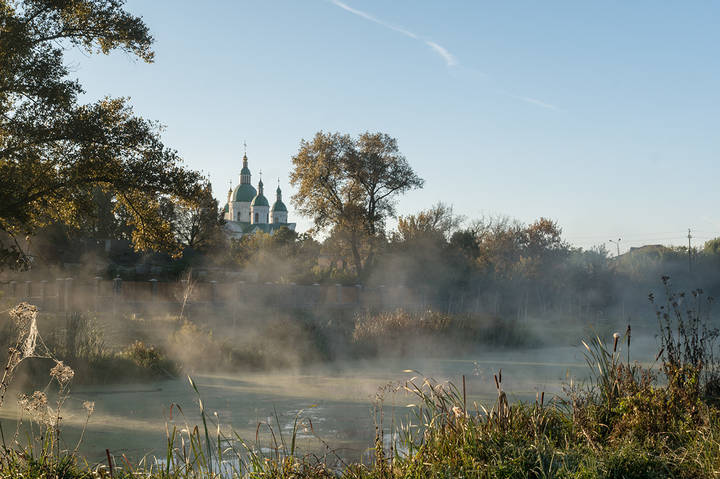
[240,145,251,185]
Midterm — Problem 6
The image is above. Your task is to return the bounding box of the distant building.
[222,153,295,239]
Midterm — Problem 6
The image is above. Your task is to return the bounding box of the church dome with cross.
[222,149,296,238]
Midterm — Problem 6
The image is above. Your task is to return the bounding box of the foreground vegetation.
[0,282,719,478]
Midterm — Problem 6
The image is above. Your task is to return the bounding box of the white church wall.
[230,202,251,222]
[251,205,269,224]
[270,211,287,224]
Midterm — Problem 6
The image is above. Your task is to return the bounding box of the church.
[222,153,296,238]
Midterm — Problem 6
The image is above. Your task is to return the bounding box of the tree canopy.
[395,202,462,244]
[0,0,206,269]
[289,131,423,276]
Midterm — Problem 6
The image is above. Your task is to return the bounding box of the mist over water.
[2,222,718,465]
[0,305,665,463]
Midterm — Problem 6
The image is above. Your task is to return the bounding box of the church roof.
[251,193,269,207]
[272,185,287,212]
[251,179,269,207]
[232,183,257,202]
[272,200,287,212]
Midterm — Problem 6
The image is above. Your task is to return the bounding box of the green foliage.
[118,340,177,376]
[290,131,424,276]
[159,185,225,252]
[229,229,322,283]
[704,237,720,255]
[0,0,207,269]
[4,296,720,478]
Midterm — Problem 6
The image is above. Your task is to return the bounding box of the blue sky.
[68,1,720,251]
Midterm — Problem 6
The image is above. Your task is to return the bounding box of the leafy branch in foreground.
[0,0,207,269]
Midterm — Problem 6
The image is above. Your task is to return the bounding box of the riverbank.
[2,287,718,478]
[1,306,566,386]
[3,335,720,478]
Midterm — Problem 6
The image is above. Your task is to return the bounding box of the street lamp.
[609,238,621,258]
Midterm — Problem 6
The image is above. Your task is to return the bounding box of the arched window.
[237,212,241,221]
[254,212,258,223]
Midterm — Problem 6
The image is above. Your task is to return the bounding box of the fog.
[0,223,718,463]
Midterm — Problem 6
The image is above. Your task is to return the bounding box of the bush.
[652,277,719,402]
[352,309,532,356]
[119,340,178,377]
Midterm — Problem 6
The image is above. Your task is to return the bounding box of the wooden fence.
[0,278,426,313]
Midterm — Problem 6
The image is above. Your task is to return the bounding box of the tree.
[0,0,205,269]
[159,186,224,253]
[228,227,322,283]
[394,202,462,244]
[704,238,720,256]
[290,131,423,276]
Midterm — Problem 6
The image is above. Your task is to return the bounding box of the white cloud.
[329,0,457,67]
[330,0,418,39]
[329,1,562,112]
[425,41,457,67]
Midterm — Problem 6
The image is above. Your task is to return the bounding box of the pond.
[0,338,659,465]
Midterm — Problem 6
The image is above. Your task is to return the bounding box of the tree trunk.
[350,232,363,277]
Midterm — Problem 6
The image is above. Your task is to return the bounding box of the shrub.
[352,309,531,356]
[119,340,177,376]
[651,276,719,402]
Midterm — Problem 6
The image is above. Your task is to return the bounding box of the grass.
[352,309,533,356]
[1,282,720,477]
[0,310,179,384]
[1,306,533,386]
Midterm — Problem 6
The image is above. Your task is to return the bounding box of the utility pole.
[688,228,692,274]
[609,238,621,258]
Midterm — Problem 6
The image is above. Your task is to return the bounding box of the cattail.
[626,325,631,347]
[613,332,620,352]
[626,325,632,364]
[655,347,665,362]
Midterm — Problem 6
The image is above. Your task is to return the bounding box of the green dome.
[251,193,269,207]
[232,183,257,202]
[222,203,229,213]
[272,200,287,212]
[240,165,251,176]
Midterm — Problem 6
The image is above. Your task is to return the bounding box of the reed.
[2,281,720,478]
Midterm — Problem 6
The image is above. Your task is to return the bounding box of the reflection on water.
[0,342,658,464]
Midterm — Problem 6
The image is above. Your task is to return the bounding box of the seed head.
[18,391,49,422]
[50,361,75,385]
[9,303,38,328]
